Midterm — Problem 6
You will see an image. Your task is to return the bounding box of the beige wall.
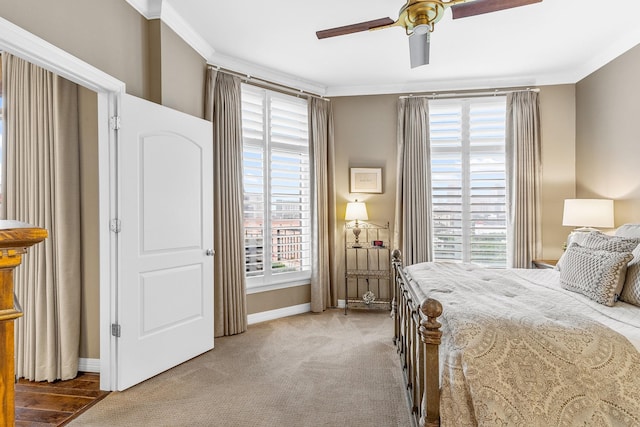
[247,285,311,314]
[159,22,207,118]
[78,87,100,358]
[576,44,640,225]
[332,94,398,298]
[538,85,577,259]
[331,86,577,269]
[146,20,207,118]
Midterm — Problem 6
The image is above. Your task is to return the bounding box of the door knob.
[205,249,214,256]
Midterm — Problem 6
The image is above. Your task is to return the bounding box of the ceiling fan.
[316,0,542,68]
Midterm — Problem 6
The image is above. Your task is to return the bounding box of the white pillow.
[615,223,640,239]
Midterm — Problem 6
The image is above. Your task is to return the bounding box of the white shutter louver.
[242,88,265,277]
[429,97,507,268]
[269,96,311,276]
[241,84,311,288]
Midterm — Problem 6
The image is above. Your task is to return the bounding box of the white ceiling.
[129,0,640,97]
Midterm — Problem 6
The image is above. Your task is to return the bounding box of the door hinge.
[110,115,121,130]
[110,219,122,233]
[111,323,121,338]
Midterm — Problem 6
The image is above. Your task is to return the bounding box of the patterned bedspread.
[404,262,640,427]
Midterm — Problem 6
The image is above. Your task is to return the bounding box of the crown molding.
[159,1,326,95]
[208,52,328,96]
[162,7,327,94]
[160,2,216,60]
[324,75,540,97]
[569,26,640,84]
[125,0,162,19]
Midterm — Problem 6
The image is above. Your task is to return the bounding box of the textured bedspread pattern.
[405,262,640,427]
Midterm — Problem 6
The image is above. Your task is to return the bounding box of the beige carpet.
[70,309,413,426]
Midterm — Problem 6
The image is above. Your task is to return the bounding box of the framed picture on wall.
[350,168,382,193]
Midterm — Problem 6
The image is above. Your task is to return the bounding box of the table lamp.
[562,199,614,230]
[345,200,368,248]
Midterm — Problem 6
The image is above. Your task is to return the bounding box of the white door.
[117,94,214,391]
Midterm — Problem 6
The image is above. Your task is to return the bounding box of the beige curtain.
[394,97,433,266]
[506,91,542,268]
[205,67,247,337]
[309,98,337,312]
[2,53,81,381]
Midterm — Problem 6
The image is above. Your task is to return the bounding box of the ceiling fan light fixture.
[409,29,431,68]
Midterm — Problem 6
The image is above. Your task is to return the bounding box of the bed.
[391,225,640,427]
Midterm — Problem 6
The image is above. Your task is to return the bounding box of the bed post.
[419,298,443,427]
[391,249,401,345]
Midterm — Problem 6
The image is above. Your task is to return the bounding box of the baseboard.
[79,357,100,373]
[248,303,311,325]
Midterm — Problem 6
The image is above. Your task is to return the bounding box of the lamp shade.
[562,199,614,228]
[345,201,368,221]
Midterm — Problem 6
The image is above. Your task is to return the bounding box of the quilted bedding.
[404,262,640,427]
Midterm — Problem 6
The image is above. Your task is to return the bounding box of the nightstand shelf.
[344,222,392,314]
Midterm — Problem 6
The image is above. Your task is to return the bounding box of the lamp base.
[352,224,362,248]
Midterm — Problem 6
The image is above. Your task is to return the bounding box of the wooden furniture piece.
[344,222,392,314]
[0,221,47,427]
[532,259,558,269]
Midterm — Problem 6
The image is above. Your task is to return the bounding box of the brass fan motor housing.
[392,0,470,34]
[398,0,446,34]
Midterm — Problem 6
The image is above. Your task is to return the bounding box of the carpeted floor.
[69,309,413,426]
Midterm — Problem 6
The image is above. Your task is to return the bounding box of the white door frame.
[0,17,123,390]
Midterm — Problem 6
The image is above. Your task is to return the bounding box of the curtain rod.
[399,87,539,100]
[209,66,329,102]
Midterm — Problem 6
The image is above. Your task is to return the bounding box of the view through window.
[241,84,311,289]
[429,97,507,267]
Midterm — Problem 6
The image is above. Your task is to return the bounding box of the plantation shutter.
[241,87,266,277]
[241,84,311,289]
[429,97,507,267]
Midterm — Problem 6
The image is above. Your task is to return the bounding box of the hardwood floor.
[15,373,110,426]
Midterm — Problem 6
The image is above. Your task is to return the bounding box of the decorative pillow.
[613,225,640,307]
[580,231,640,253]
[555,230,593,271]
[614,223,640,239]
[621,266,640,306]
[559,243,633,306]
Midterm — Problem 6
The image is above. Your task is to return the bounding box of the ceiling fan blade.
[451,0,542,19]
[316,17,395,39]
[409,29,430,68]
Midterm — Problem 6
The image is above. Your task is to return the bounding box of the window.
[429,97,507,268]
[241,84,311,291]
